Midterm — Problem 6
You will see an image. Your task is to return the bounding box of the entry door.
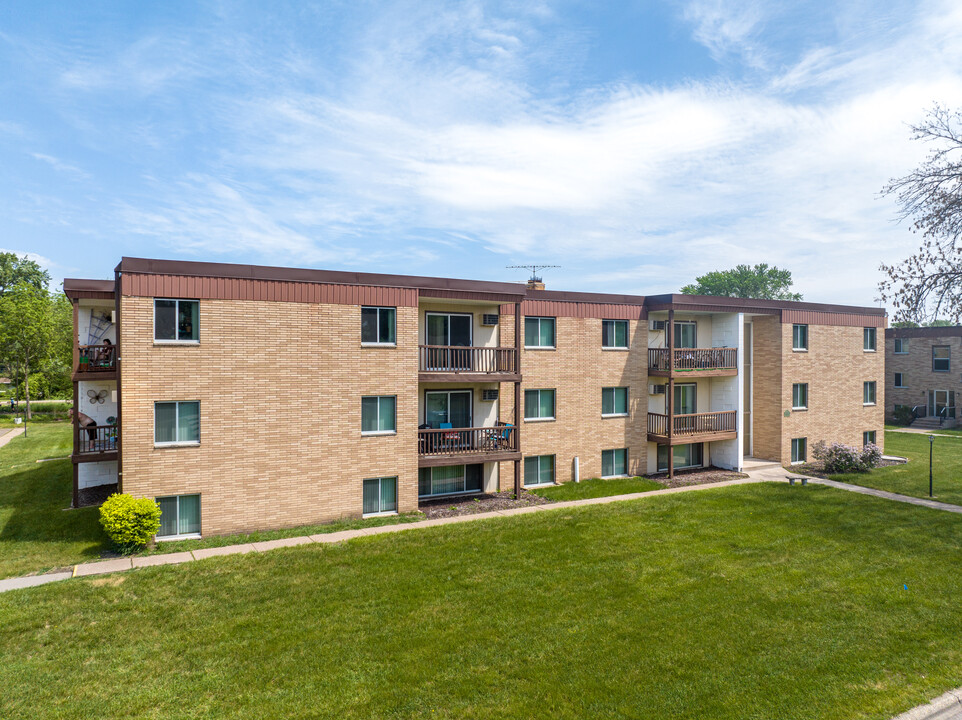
[426,313,472,370]
[929,390,956,419]
[425,390,472,428]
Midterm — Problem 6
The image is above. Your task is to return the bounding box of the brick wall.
[751,315,782,461]
[120,296,419,535]
[885,335,962,419]
[498,314,648,486]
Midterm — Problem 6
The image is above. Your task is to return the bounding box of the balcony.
[73,424,118,463]
[75,344,117,379]
[418,424,520,467]
[648,348,736,377]
[647,411,737,445]
[418,345,520,382]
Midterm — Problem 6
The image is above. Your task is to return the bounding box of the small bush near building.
[100,494,162,553]
[812,441,883,474]
[892,405,916,426]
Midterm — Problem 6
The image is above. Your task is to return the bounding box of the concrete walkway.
[0,427,24,449]
[891,687,962,720]
[888,428,962,439]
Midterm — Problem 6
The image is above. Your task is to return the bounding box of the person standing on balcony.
[69,409,98,442]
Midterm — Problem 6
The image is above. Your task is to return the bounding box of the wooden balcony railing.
[418,425,517,456]
[419,346,517,374]
[648,347,736,373]
[76,424,118,454]
[78,344,116,373]
[647,411,737,437]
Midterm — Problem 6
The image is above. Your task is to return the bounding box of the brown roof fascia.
[885,326,962,339]
[63,278,116,300]
[526,289,647,306]
[117,257,527,297]
[644,293,886,317]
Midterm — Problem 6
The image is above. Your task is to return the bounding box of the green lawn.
[830,431,962,506]
[530,475,661,500]
[2,484,962,719]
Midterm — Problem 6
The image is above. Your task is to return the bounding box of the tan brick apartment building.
[885,326,962,428]
[64,258,886,539]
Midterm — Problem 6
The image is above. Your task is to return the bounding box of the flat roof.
[886,326,962,338]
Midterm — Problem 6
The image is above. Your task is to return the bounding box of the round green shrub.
[99,493,162,552]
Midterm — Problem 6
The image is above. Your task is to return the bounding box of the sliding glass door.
[425,390,472,428]
[426,313,472,370]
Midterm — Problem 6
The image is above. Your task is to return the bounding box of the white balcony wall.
[76,380,118,424]
[78,460,118,489]
[76,302,116,346]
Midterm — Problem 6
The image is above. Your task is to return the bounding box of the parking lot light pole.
[929,435,935,498]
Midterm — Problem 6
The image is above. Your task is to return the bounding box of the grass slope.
[2,484,962,719]
[831,431,962,506]
[530,475,661,500]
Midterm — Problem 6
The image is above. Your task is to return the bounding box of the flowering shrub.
[100,493,161,553]
[811,441,883,473]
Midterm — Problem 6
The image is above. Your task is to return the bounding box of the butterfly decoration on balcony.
[87,389,108,404]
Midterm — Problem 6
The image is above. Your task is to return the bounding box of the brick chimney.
[526,278,545,290]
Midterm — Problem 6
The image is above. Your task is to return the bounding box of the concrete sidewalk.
[0,427,24,449]
[888,428,962,439]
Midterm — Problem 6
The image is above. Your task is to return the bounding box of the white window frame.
[792,383,808,410]
[933,345,950,373]
[153,298,200,344]
[791,438,807,465]
[361,395,397,436]
[894,373,906,388]
[524,388,556,422]
[863,381,877,406]
[601,386,629,417]
[894,338,908,354]
[602,319,629,350]
[360,306,397,347]
[155,494,202,540]
[863,327,877,352]
[523,455,556,487]
[792,324,808,351]
[153,401,200,447]
[524,316,556,349]
[601,448,629,478]
[863,431,877,446]
[362,476,398,517]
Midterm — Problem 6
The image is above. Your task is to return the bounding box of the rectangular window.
[863,431,877,446]
[602,319,629,349]
[863,381,876,405]
[361,307,396,345]
[791,438,807,464]
[894,338,908,354]
[863,327,877,351]
[418,465,482,497]
[933,345,950,372]
[657,443,704,472]
[523,455,555,487]
[362,477,398,515]
[154,401,200,445]
[602,387,629,416]
[524,389,556,420]
[674,321,697,349]
[894,373,906,388]
[524,317,556,348]
[156,494,201,538]
[154,299,199,342]
[602,448,628,477]
[792,383,808,410]
[361,396,397,434]
[792,324,808,351]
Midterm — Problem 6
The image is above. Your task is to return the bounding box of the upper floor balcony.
[418,423,520,466]
[647,410,737,445]
[418,345,520,382]
[76,344,117,376]
[648,347,737,378]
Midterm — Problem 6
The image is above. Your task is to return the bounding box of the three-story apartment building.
[64,258,885,539]
[885,326,962,428]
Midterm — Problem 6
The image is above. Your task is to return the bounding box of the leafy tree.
[880,105,962,322]
[0,283,55,419]
[681,263,802,300]
[891,319,956,328]
[0,252,50,296]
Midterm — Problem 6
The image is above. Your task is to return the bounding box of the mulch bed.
[419,490,552,519]
[789,457,906,479]
[76,483,118,508]
[646,466,749,489]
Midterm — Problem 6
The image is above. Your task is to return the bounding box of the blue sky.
[2,1,961,305]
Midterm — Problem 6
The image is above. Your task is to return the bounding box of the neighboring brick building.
[64,258,886,538]
[885,326,962,428]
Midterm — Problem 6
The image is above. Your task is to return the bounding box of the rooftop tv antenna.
[506,264,561,286]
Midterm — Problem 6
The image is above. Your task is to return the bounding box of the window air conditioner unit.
[648,384,666,395]
[481,389,499,401]
[481,314,499,326]
[649,320,666,331]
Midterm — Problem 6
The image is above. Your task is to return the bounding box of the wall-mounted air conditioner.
[481,389,499,401]
[481,314,499,326]
[648,384,666,395]
[649,320,666,331]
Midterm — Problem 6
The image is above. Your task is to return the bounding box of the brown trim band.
[885,326,962,338]
[782,309,886,328]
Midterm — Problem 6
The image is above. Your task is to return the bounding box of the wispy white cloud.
[30,153,91,180]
